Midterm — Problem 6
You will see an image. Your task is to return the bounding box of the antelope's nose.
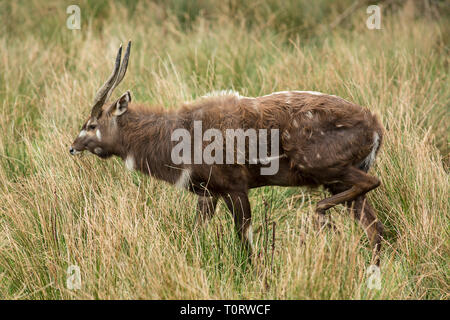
[69,147,75,155]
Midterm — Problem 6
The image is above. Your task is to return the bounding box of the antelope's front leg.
[222,192,254,255]
[196,196,218,226]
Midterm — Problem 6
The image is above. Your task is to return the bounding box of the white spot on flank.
[125,155,135,171]
[78,130,87,138]
[316,153,321,159]
[96,129,102,140]
[252,153,287,164]
[175,169,191,189]
[306,111,313,119]
[293,119,299,128]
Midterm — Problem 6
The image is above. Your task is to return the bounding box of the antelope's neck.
[117,109,181,184]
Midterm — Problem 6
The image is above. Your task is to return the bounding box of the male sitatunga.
[70,42,384,265]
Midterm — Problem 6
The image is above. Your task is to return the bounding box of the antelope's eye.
[88,124,97,130]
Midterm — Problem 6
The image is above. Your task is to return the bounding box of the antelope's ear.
[111,91,131,116]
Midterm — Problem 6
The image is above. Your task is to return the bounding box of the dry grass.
[0,0,448,299]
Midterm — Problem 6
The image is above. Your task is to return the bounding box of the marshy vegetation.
[0,0,448,299]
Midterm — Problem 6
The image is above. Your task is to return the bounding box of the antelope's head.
[70,42,132,159]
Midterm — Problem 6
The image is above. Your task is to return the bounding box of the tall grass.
[0,0,448,299]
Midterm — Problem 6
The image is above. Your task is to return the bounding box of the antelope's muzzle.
[69,147,81,155]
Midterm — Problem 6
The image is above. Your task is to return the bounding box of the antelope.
[70,42,384,265]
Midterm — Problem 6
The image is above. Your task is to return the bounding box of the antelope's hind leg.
[316,167,380,216]
[325,175,384,265]
[350,196,384,266]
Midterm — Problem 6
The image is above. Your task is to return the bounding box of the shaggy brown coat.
[71,90,384,265]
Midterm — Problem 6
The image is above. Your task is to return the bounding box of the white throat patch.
[125,155,135,171]
[175,169,191,189]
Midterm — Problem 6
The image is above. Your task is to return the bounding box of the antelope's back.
[180,90,383,143]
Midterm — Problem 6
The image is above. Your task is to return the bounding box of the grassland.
[0,0,448,299]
